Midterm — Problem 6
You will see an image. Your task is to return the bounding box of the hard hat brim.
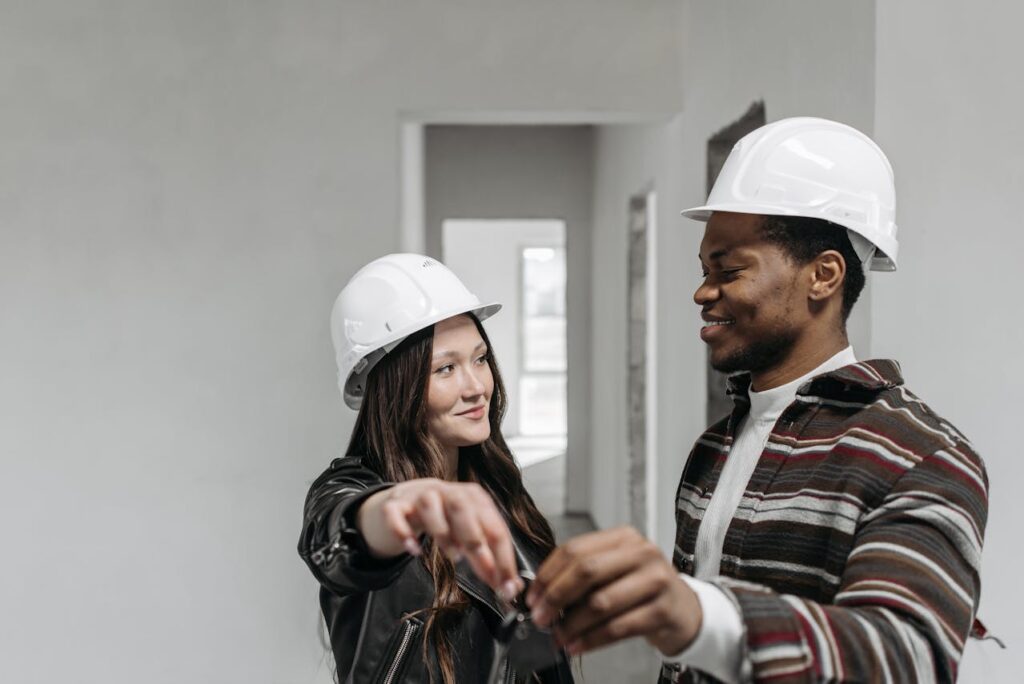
[680,203,898,272]
[342,301,502,409]
[680,202,808,222]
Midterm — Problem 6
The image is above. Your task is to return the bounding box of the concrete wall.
[0,3,681,682]
[874,3,1024,678]
[673,0,877,361]
[590,124,671,533]
[9,0,1016,679]
[426,125,593,512]
[588,3,1017,679]
[588,0,877,555]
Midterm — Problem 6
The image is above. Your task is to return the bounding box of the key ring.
[486,599,567,683]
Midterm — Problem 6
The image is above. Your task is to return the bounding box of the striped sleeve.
[711,440,987,683]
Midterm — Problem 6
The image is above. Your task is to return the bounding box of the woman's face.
[425,315,494,451]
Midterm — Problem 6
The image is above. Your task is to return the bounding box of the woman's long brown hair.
[346,314,556,684]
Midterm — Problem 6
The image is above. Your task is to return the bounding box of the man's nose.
[694,279,718,306]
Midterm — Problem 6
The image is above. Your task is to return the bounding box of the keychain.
[486,589,568,683]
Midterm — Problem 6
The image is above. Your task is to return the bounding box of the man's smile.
[700,313,735,341]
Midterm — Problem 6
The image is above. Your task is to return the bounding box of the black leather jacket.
[298,456,574,684]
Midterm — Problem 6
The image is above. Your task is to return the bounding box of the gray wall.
[874,3,1024,677]
[5,0,1018,680]
[586,3,1018,679]
[425,125,593,513]
[588,0,877,555]
[0,3,681,682]
[590,124,671,533]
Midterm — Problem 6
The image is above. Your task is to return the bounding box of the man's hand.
[525,526,702,656]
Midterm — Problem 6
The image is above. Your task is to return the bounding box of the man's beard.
[710,328,798,375]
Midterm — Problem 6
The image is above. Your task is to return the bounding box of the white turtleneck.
[664,347,857,683]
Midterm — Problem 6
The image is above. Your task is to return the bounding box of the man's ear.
[808,250,846,302]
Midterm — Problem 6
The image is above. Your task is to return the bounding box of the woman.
[298,253,573,684]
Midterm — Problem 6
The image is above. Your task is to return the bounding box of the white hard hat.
[331,253,501,409]
[682,117,899,271]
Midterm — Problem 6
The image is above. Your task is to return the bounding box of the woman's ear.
[809,250,846,302]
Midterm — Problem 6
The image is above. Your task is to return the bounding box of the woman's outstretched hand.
[357,479,524,601]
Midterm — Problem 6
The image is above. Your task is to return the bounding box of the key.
[498,610,566,676]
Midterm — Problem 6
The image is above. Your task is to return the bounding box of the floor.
[520,454,663,684]
[519,447,567,516]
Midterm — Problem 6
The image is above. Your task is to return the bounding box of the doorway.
[443,219,567,514]
[423,125,594,519]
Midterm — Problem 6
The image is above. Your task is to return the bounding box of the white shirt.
[664,347,857,683]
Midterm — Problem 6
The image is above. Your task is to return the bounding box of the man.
[526,118,987,682]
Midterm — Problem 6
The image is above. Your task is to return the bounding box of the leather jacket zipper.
[380,619,421,684]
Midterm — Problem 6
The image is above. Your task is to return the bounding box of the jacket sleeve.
[711,441,988,683]
[297,455,415,596]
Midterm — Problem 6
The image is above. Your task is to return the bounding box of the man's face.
[694,212,807,374]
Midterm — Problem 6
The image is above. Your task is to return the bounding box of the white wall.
[425,125,593,512]
[588,0,877,555]
[874,3,1024,678]
[0,3,681,682]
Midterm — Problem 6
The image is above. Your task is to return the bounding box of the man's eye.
[701,268,741,281]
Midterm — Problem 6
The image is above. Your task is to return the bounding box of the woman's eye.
[435,364,454,375]
[475,353,489,365]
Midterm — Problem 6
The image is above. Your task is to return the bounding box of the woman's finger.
[381,497,422,556]
[414,488,459,559]
[470,487,522,598]
[442,486,500,586]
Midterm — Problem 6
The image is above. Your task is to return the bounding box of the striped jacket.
[662,360,987,683]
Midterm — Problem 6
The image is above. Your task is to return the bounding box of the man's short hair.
[760,215,866,322]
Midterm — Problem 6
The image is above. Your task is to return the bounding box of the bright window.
[519,246,567,436]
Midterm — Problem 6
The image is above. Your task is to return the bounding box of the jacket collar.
[727,359,904,404]
[453,531,541,619]
[454,560,505,618]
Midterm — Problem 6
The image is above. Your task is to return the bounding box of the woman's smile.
[456,404,487,420]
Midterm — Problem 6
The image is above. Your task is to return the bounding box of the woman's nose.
[463,365,488,397]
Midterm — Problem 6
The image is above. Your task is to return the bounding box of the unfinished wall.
[590,124,672,534]
[589,4,1016,680]
[589,0,877,555]
[0,3,681,682]
[874,3,1024,678]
